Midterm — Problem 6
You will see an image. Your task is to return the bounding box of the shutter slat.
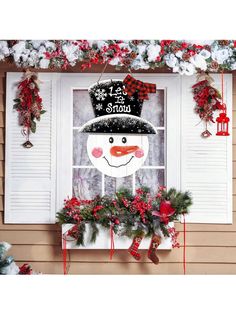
[181,74,232,224]
[5,73,58,224]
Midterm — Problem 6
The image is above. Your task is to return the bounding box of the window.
[5,73,232,226]
[58,74,181,213]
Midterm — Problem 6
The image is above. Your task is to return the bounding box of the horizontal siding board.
[0,178,3,195]
[233,145,236,161]
[0,112,4,127]
[6,245,180,262]
[233,111,236,124]
[19,262,236,275]
[231,198,236,211]
[233,91,236,100]
[234,161,236,177]
[176,216,236,232]
[8,245,236,264]
[0,128,4,144]
[0,196,3,211]
[233,128,236,145]
[16,261,185,275]
[0,161,4,177]
[233,179,236,194]
[0,230,61,245]
[0,144,4,161]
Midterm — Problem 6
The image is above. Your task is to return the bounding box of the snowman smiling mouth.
[103,155,134,168]
[103,145,139,168]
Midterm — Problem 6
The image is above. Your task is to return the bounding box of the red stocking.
[128,234,144,261]
[148,234,162,264]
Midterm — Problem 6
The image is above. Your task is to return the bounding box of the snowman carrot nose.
[110,146,139,157]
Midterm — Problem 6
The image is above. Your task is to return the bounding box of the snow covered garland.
[1,40,236,74]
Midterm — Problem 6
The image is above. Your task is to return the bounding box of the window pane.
[73,130,91,166]
[141,90,165,127]
[144,131,165,166]
[135,169,165,195]
[104,175,133,195]
[73,90,94,127]
[73,168,102,199]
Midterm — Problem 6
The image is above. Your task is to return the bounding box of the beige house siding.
[0,71,236,274]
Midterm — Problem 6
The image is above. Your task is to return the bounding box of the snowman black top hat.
[80,80,156,134]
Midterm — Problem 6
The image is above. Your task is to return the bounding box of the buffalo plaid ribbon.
[123,74,156,100]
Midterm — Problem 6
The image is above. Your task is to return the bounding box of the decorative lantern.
[216,72,230,136]
[216,105,230,136]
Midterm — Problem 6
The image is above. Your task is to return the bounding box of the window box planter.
[62,223,173,250]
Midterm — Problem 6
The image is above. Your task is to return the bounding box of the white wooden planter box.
[62,223,173,250]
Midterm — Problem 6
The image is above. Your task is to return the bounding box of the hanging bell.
[22,140,33,148]
[201,129,212,138]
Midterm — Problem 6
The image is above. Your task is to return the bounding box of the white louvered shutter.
[5,73,59,223]
[181,74,232,223]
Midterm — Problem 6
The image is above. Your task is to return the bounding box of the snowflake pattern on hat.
[95,103,103,111]
[94,88,107,101]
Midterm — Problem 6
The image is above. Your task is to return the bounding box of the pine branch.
[89,222,99,243]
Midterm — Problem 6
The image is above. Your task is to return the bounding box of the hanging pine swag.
[191,72,224,137]
[57,186,192,246]
[13,70,46,147]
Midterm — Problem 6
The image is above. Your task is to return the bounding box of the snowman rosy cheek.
[134,148,144,158]
[92,147,103,158]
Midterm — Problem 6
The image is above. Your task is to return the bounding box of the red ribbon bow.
[152,200,175,225]
[123,74,156,101]
[110,224,115,260]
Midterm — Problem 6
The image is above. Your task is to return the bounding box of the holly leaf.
[30,120,36,133]
[40,110,46,115]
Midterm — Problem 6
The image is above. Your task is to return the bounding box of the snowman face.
[87,134,149,177]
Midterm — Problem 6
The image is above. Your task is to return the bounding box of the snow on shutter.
[5,73,59,223]
[181,74,232,224]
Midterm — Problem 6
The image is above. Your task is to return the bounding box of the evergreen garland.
[57,186,193,246]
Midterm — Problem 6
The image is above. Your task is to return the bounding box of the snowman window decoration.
[80,79,157,178]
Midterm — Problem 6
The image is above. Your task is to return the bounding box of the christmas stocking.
[148,234,162,264]
[128,233,144,261]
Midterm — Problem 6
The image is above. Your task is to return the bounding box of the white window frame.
[58,73,181,209]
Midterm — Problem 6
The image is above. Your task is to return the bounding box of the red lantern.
[216,72,230,136]
[216,106,230,136]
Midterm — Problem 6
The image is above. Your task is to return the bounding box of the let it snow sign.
[80,80,156,178]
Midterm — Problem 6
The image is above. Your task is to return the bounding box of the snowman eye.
[109,137,114,143]
[122,137,127,144]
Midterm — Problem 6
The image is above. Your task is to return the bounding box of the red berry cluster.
[192,79,223,123]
